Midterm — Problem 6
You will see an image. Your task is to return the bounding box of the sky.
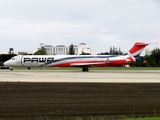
[0,0,160,55]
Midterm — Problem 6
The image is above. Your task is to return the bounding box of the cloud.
[0,0,160,54]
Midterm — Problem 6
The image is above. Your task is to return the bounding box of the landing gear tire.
[28,67,31,70]
[82,67,89,72]
[9,67,13,71]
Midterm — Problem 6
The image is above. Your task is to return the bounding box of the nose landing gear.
[9,67,13,71]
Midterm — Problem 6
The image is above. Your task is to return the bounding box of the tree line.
[130,48,160,67]
[98,46,123,55]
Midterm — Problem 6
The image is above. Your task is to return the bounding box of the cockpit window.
[11,57,16,60]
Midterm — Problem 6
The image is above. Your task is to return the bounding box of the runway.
[1,70,160,119]
[0,70,160,83]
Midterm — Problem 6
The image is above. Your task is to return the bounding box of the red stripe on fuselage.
[48,60,106,67]
[48,59,128,67]
[127,56,135,62]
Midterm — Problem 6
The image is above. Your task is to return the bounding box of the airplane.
[4,42,149,72]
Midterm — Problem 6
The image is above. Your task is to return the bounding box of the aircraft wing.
[70,62,106,67]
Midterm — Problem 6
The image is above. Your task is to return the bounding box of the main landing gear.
[82,67,89,72]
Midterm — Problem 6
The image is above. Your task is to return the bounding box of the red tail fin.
[129,42,149,57]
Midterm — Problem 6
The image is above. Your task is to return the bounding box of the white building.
[55,45,67,55]
[78,43,94,55]
[41,43,94,55]
[4,43,94,55]
[44,45,54,55]
[73,45,79,55]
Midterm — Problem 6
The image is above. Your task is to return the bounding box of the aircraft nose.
[3,61,10,66]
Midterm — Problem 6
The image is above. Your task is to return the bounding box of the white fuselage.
[4,55,135,68]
